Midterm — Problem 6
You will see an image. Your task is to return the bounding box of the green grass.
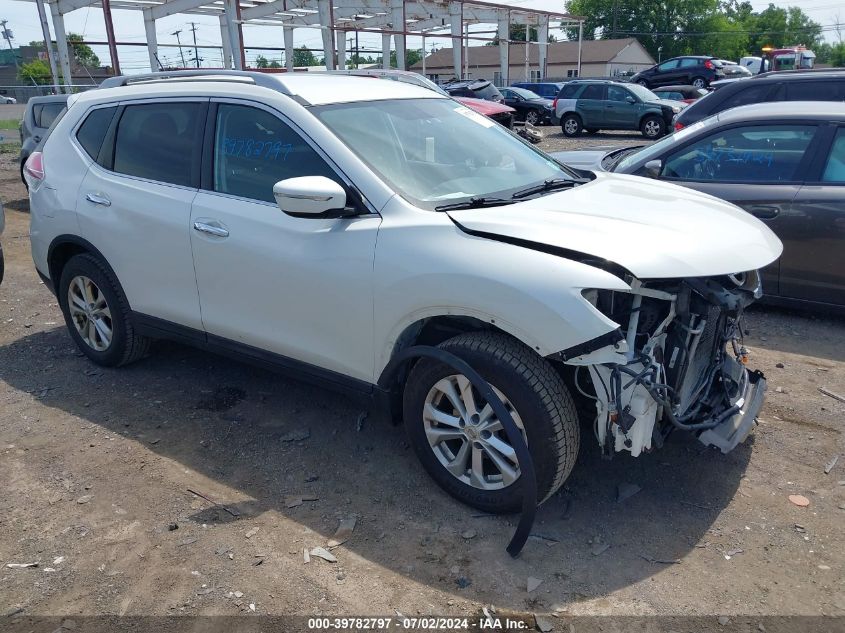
[0,142,21,154]
[0,118,20,130]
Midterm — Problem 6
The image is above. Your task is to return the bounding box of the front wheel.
[637,79,649,87]
[525,109,541,125]
[641,115,666,139]
[691,76,708,89]
[402,331,580,513]
[561,114,582,137]
[58,254,150,367]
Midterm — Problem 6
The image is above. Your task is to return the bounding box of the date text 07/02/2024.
[307,616,531,630]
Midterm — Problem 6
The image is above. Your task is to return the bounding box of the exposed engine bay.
[559,271,767,456]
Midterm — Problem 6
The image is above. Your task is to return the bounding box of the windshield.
[509,87,542,100]
[626,83,660,102]
[313,98,576,210]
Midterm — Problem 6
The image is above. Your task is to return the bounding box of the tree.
[30,32,100,68]
[486,24,557,45]
[292,46,318,67]
[18,58,54,85]
[385,48,423,69]
[255,54,270,68]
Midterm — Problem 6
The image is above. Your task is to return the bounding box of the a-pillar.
[336,29,346,69]
[449,2,461,79]
[318,0,335,70]
[382,32,391,68]
[143,8,158,71]
[390,0,405,70]
[49,2,73,92]
[284,26,294,70]
[538,16,548,79]
[497,10,509,86]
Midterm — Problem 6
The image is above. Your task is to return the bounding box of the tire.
[525,109,540,126]
[402,331,580,514]
[691,76,708,89]
[637,79,649,87]
[57,253,150,367]
[0,245,4,286]
[640,115,666,139]
[20,161,28,190]
[585,128,600,134]
[561,114,582,137]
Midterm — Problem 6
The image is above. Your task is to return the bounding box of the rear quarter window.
[76,106,117,162]
[558,84,580,99]
[785,81,845,101]
[32,102,66,129]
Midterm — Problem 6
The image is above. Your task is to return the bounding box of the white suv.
[26,71,781,513]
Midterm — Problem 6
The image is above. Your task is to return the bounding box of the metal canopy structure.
[17,0,583,93]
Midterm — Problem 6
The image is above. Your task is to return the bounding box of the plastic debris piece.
[328,517,357,547]
[309,547,337,563]
[534,614,553,632]
[527,576,543,593]
[6,562,39,569]
[788,494,810,507]
[616,483,641,502]
[245,527,259,539]
[824,455,839,475]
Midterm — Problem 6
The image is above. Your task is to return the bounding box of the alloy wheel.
[67,275,113,352]
[564,118,579,135]
[525,110,540,125]
[423,374,526,491]
[644,119,662,138]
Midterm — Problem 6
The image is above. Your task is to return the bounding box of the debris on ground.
[824,455,839,475]
[234,591,244,598]
[460,529,477,540]
[186,488,240,517]
[6,562,39,569]
[52,556,64,565]
[285,494,318,508]
[640,554,681,565]
[356,412,367,432]
[303,548,311,564]
[309,547,337,563]
[328,517,357,547]
[179,537,198,546]
[788,494,811,507]
[168,522,179,531]
[718,616,730,626]
[455,577,471,588]
[819,387,845,403]
[724,548,743,560]
[534,614,554,632]
[616,483,641,502]
[526,577,542,593]
[244,527,259,539]
[76,495,92,504]
[591,542,610,556]
[280,428,311,442]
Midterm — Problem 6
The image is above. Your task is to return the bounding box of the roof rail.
[98,70,291,95]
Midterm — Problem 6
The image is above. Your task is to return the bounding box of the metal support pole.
[449,2,461,79]
[391,0,405,70]
[34,0,60,87]
[336,29,346,69]
[101,0,121,75]
[219,15,232,69]
[318,0,335,70]
[235,0,246,70]
[284,26,294,70]
[381,31,391,69]
[224,0,243,69]
[464,21,469,79]
[523,36,528,81]
[497,10,508,87]
[421,34,425,75]
[49,4,73,93]
[538,17,548,80]
[577,20,583,78]
[143,8,158,72]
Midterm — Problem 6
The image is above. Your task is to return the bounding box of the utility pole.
[189,22,200,68]
[172,29,187,67]
[0,20,20,71]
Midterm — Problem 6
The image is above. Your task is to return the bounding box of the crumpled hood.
[447,172,783,279]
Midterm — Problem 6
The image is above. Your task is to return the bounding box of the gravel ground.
[1,141,844,632]
[536,128,651,154]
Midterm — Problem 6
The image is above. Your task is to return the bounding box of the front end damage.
[556,271,766,456]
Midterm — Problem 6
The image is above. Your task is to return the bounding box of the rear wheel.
[58,254,149,367]
[641,115,666,139]
[691,76,708,89]
[637,79,649,87]
[561,114,582,137]
[402,331,580,513]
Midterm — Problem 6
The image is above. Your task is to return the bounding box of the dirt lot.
[1,131,844,632]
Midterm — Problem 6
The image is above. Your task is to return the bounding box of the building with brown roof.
[412,38,655,85]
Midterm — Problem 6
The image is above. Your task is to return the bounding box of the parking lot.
[1,125,844,630]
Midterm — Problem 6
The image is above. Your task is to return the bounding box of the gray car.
[20,95,69,184]
[552,101,845,310]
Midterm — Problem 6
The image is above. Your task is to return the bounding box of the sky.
[1,0,842,75]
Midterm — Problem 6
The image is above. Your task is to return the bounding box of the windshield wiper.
[434,197,515,211]
[510,177,590,200]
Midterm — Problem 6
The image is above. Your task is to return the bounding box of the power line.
[171,29,187,66]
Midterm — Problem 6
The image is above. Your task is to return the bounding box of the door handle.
[193,221,229,238]
[748,205,779,220]
[85,192,111,207]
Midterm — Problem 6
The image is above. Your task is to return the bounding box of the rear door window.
[76,106,117,162]
[662,124,816,183]
[718,83,775,111]
[580,84,605,100]
[112,102,204,187]
[559,84,580,99]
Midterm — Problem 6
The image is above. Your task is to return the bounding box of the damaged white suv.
[27,71,782,513]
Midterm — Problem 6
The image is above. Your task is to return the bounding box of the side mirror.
[625,96,636,104]
[644,159,662,178]
[273,176,348,218]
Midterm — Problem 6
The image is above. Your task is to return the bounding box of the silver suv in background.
[20,95,69,185]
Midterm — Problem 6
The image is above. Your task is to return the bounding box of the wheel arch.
[47,235,119,298]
